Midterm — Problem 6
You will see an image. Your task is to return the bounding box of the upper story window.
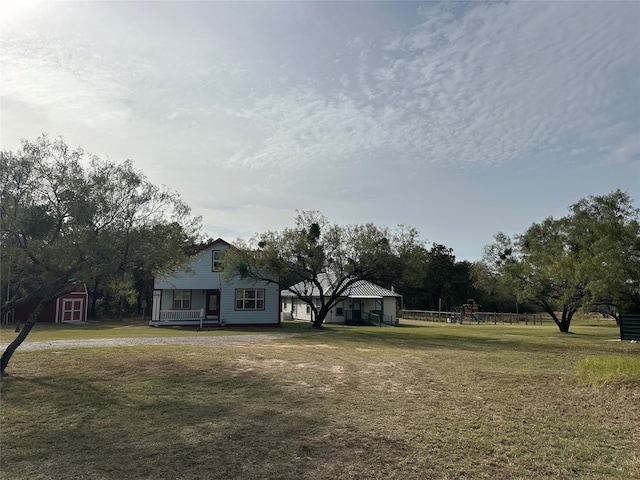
[173,289,191,310]
[212,250,225,271]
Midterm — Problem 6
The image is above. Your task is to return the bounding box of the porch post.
[152,290,161,321]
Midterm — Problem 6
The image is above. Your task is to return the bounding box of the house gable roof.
[189,238,230,256]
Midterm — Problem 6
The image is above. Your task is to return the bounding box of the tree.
[1,135,201,373]
[225,211,399,328]
[421,243,457,310]
[470,260,521,313]
[449,260,476,309]
[484,190,640,332]
[392,226,430,309]
[568,190,640,318]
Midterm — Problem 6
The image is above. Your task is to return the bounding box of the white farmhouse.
[150,238,280,328]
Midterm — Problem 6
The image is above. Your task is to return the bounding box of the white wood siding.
[154,248,223,290]
[287,297,345,323]
[220,279,279,325]
[383,297,398,323]
[287,296,397,324]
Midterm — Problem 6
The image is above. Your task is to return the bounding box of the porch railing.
[345,311,396,326]
[159,310,203,321]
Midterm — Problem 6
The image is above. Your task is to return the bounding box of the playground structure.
[456,299,482,323]
[429,299,483,324]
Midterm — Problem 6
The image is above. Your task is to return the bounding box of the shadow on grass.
[301,322,627,358]
[0,354,411,480]
[0,320,317,346]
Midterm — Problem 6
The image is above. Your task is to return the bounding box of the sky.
[1,0,639,262]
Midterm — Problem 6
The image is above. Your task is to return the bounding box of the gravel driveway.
[0,333,302,351]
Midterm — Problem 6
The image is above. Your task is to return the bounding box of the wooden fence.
[401,310,544,325]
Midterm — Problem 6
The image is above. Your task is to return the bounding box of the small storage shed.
[12,283,88,323]
[619,312,640,341]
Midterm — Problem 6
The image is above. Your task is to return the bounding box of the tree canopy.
[484,190,640,332]
[1,134,202,373]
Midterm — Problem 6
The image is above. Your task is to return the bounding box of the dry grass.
[1,321,638,479]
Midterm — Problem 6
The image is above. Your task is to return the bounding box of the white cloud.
[606,133,640,166]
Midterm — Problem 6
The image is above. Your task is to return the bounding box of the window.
[173,289,191,310]
[212,250,225,272]
[336,300,344,316]
[235,289,264,310]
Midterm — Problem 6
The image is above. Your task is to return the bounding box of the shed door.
[62,299,83,322]
[206,290,220,318]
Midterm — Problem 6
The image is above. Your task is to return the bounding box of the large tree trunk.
[558,319,570,333]
[558,305,576,333]
[540,302,561,331]
[118,296,126,322]
[1,284,71,374]
[311,302,336,328]
[540,301,575,333]
[1,297,48,374]
[312,308,329,328]
[90,280,100,318]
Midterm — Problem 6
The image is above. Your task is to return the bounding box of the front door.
[206,290,220,318]
[352,299,361,322]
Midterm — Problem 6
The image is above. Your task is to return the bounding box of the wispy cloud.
[2,33,133,132]
[224,2,639,174]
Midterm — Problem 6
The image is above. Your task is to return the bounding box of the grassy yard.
[1,319,638,479]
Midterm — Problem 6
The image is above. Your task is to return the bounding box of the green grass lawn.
[1,319,638,479]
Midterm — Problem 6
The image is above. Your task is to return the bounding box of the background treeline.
[2,136,637,325]
[342,229,528,313]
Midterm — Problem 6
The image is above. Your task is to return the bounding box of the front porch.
[149,309,224,328]
[150,288,222,328]
[343,296,398,326]
[345,310,397,326]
